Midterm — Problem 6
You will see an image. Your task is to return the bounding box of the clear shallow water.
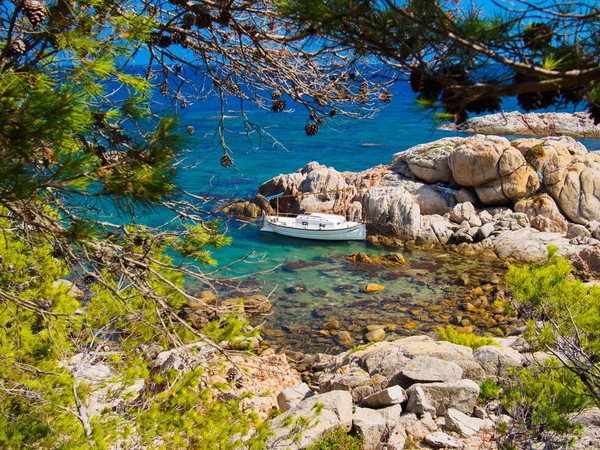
[157,81,597,352]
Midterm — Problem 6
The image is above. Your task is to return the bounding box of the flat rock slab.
[425,431,460,448]
[360,385,407,409]
[400,355,463,386]
[406,379,480,417]
[494,228,549,264]
[445,408,484,436]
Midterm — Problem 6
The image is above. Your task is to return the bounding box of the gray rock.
[455,189,478,205]
[389,138,463,183]
[318,366,373,403]
[425,431,460,448]
[568,224,592,239]
[386,426,407,450]
[450,202,478,224]
[476,222,495,241]
[419,214,454,245]
[452,228,474,245]
[406,379,480,417]
[479,210,494,223]
[593,224,600,241]
[277,383,314,413]
[379,404,403,423]
[515,194,568,233]
[494,228,549,264]
[366,328,386,342]
[364,186,422,240]
[266,391,353,449]
[360,385,407,409]
[473,345,523,383]
[352,407,388,450]
[572,408,600,450]
[399,355,463,387]
[445,408,484,436]
[405,412,438,440]
[455,111,600,138]
[405,384,436,417]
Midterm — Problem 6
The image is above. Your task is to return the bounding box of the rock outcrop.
[448,135,540,205]
[250,133,600,272]
[444,111,600,138]
[264,333,600,450]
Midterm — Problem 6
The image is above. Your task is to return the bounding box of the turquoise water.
[164,81,597,352]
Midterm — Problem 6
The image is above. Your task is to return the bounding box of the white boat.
[259,189,366,241]
[260,213,366,241]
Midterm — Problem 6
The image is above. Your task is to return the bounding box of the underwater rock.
[283,260,325,271]
[366,328,386,342]
[364,283,385,293]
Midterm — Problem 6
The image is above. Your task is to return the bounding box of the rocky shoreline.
[266,334,600,449]
[224,134,600,278]
[439,111,600,137]
[216,132,600,448]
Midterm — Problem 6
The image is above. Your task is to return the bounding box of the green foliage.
[176,223,232,265]
[0,216,265,449]
[436,326,499,350]
[501,250,600,446]
[306,428,364,450]
[202,314,258,347]
[506,250,600,392]
[500,361,586,448]
[478,378,501,403]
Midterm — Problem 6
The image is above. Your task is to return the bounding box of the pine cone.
[195,9,212,28]
[220,153,233,168]
[226,368,238,382]
[217,9,232,26]
[23,0,46,27]
[182,12,196,29]
[271,89,281,100]
[159,84,169,95]
[187,125,195,135]
[523,23,553,50]
[271,99,286,112]
[8,39,27,57]
[329,109,337,117]
[172,32,188,47]
[154,34,172,48]
[305,123,319,136]
[379,91,392,102]
[83,274,96,285]
[409,68,424,93]
[359,81,368,95]
[226,82,240,95]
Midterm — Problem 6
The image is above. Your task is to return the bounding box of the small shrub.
[436,326,499,350]
[499,361,586,448]
[478,378,501,403]
[306,428,363,450]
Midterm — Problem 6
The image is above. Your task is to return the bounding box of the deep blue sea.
[150,81,599,352]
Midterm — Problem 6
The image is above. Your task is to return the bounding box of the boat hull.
[260,215,366,241]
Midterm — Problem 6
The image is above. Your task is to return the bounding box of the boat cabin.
[294,213,344,229]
